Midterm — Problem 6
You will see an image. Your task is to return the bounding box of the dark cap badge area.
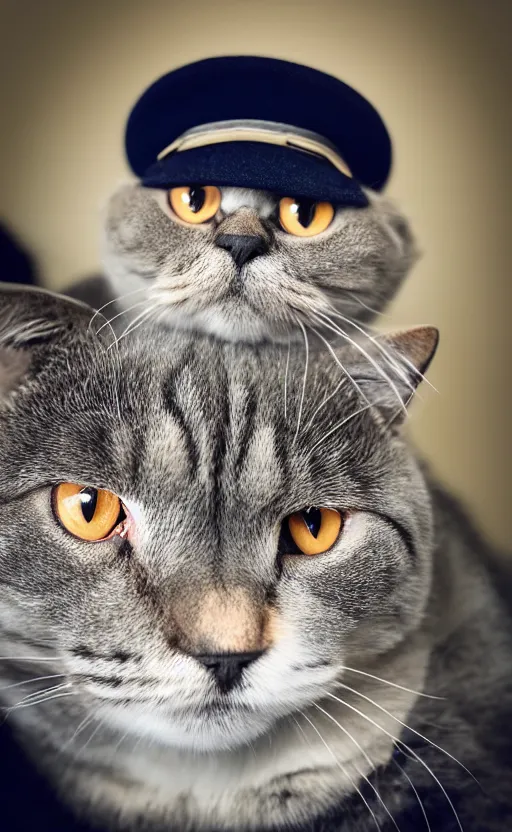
[125,55,393,206]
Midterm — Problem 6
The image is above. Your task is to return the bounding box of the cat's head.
[0,285,436,757]
[102,183,418,342]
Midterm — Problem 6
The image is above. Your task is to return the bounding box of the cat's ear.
[348,326,439,425]
[0,283,95,399]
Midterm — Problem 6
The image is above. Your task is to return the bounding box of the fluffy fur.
[99,184,417,343]
[0,286,511,832]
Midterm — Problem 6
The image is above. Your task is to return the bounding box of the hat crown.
[125,55,392,195]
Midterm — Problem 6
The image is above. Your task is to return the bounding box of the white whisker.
[335,681,478,785]
[95,300,150,335]
[0,673,66,692]
[327,307,437,394]
[342,292,392,319]
[340,666,444,700]
[283,336,291,423]
[308,399,384,455]
[86,300,128,421]
[293,319,309,445]
[303,376,348,435]
[322,308,416,394]
[110,722,135,759]
[4,691,75,714]
[0,656,66,662]
[311,311,408,417]
[60,713,98,755]
[109,704,152,760]
[392,756,431,832]
[5,682,72,710]
[313,702,400,832]
[73,718,105,759]
[307,324,370,404]
[299,710,382,832]
[87,287,148,332]
[128,716,150,759]
[291,713,313,747]
[324,691,464,832]
[106,304,159,352]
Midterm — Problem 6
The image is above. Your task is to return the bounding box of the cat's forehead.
[0,330,385,509]
[219,187,276,216]
[117,336,377,495]
[110,335,374,462]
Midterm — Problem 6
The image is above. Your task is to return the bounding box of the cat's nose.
[194,650,265,693]
[215,233,269,267]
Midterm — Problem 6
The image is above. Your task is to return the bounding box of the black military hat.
[125,56,392,207]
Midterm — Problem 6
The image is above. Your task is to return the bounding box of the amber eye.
[53,484,125,542]
[279,197,335,237]
[279,507,343,556]
[168,185,221,224]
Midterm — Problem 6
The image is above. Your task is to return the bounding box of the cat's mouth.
[107,694,256,717]
[194,701,256,716]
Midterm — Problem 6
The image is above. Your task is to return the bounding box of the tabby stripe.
[234,383,258,475]
[161,364,199,474]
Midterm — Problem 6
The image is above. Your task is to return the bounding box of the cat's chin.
[104,701,275,753]
[147,299,300,344]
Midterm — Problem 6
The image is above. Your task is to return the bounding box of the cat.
[1,283,512,832]
[66,182,418,346]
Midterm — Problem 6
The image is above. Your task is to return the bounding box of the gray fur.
[0,285,511,832]
[101,184,417,342]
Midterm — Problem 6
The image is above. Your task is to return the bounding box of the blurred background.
[0,0,510,549]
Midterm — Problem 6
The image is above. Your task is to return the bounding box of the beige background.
[0,0,510,549]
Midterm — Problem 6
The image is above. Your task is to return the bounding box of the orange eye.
[282,507,343,556]
[53,484,125,542]
[279,197,334,237]
[169,185,221,224]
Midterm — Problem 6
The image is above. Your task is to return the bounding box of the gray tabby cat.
[1,284,511,832]
[92,182,417,343]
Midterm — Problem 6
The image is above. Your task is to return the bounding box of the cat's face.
[102,183,417,342]
[0,288,435,767]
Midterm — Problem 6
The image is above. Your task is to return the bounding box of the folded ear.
[348,326,439,424]
[0,283,96,400]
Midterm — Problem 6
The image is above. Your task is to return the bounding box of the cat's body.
[95,183,417,344]
[0,285,511,831]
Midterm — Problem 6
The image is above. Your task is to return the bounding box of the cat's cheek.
[152,189,183,225]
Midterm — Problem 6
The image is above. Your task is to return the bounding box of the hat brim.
[140,142,368,207]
